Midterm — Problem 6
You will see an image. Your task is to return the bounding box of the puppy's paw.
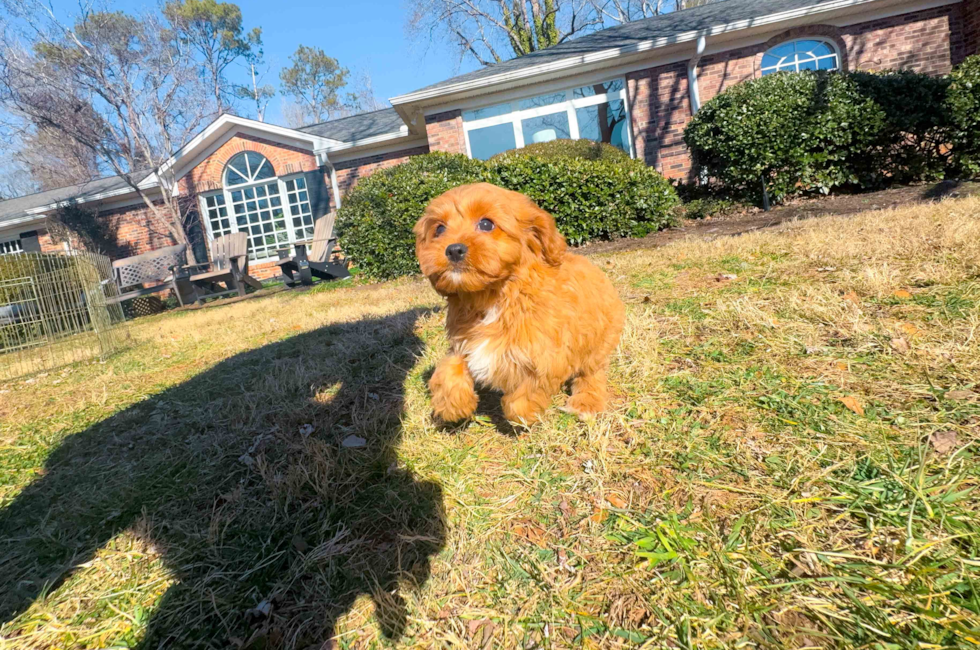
[501,393,546,426]
[430,355,478,423]
[431,387,478,423]
[563,392,606,418]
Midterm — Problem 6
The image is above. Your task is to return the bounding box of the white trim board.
[399,0,961,112]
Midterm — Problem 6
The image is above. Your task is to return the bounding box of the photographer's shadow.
[0,308,444,648]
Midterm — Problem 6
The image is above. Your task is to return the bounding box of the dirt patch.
[579,180,980,256]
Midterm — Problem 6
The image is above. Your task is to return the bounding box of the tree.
[16,120,102,191]
[163,0,262,114]
[0,3,213,262]
[408,0,718,67]
[279,45,351,124]
[234,60,275,122]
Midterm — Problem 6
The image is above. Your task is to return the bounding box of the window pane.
[763,40,839,75]
[573,79,624,98]
[521,112,570,145]
[468,123,517,160]
[463,102,512,122]
[575,99,629,152]
[519,91,566,110]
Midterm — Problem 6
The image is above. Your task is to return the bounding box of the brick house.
[1,0,977,279]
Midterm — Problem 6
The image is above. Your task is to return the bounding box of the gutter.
[315,150,343,211]
[688,34,707,115]
[390,0,891,107]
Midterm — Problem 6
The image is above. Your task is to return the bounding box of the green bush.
[491,139,632,163]
[334,152,487,279]
[685,71,887,202]
[948,55,980,176]
[336,149,678,279]
[488,154,677,245]
[849,70,952,183]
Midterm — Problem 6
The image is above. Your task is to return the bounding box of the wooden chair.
[276,214,350,287]
[106,244,196,307]
[184,232,263,302]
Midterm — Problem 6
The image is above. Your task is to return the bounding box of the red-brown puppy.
[414,183,625,425]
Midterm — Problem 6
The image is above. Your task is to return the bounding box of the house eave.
[390,0,920,109]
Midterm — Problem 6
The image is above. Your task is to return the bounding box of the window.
[201,152,318,262]
[0,238,23,256]
[762,39,840,75]
[462,78,632,160]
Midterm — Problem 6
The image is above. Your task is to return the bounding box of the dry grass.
[2,196,979,649]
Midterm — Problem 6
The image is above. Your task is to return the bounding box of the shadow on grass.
[0,308,445,648]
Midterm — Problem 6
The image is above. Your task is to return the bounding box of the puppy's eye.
[477,218,495,232]
[434,224,446,237]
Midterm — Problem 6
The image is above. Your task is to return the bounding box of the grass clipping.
[1,196,979,648]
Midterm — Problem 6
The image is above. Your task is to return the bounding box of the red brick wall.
[334,146,431,197]
[627,61,692,178]
[425,110,467,154]
[178,133,319,197]
[965,0,980,58]
[628,5,966,179]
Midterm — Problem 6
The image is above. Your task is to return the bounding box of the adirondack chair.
[183,232,263,302]
[106,244,197,308]
[275,213,350,286]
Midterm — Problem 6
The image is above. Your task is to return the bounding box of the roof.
[0,171,153,229]
[402,0,849,97]
[297,108,406,142]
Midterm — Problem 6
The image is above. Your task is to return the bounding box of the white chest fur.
[464,339,497,385]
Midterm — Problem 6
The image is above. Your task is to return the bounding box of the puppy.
[414,183,625,425]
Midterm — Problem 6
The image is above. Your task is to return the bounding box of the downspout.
[316,149,342,211]
[688,34,707,115]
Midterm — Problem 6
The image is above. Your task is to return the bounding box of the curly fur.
[414,183,625,425]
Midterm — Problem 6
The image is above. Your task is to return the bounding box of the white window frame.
[0,237,23,256]
[761,38,841,75]
[461,77,633,159]
[199,163,316,263]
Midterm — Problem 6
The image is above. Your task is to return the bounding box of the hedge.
[684,55,980,203]
[335,149,678,279]
[491,139,632,163]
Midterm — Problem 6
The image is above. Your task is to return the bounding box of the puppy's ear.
[521,198,566,266]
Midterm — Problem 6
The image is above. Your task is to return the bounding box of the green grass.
[1,197,980,648]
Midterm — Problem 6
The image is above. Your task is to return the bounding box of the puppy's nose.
[445,243,467,263]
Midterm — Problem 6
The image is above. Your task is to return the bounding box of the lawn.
[1,196,979,649]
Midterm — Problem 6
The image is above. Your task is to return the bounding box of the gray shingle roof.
[0,171,152,228]
[296,107,405,142]
[405,0,842,96]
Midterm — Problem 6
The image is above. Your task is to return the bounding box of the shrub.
[488,155,677,245]
[336,150,679,279]
[948,55,980,176]
[685,71,887,202]
[849,70,952,183]
[491,139,632,163]
[334,152,487,279]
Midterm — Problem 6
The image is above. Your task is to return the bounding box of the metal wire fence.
[0,250,126,381]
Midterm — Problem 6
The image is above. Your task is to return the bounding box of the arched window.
[200,150,317,261]
[761,39,840,75]
[224,151,276,186]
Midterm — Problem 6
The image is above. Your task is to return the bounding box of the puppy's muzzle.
[445,243,467,263]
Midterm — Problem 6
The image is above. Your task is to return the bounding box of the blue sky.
[112,0,481,124]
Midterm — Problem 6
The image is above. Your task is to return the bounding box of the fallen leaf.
[928,430,959,454]
[558,498,573,518]
[945,390,975,401]
[899,323,921,338]
[589,507,608,524]
[291,535,309,554]
[817,266,836,272]
[245,599,272,621]
[843,290,860,304]
[716,273,737,281]
[513,523,548,548]
[893,289,913,299]
[890,337,910,354]
[341,435,366,448]
[839,395,865,416]
[835,361,849,371]
[606,494,628,509]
